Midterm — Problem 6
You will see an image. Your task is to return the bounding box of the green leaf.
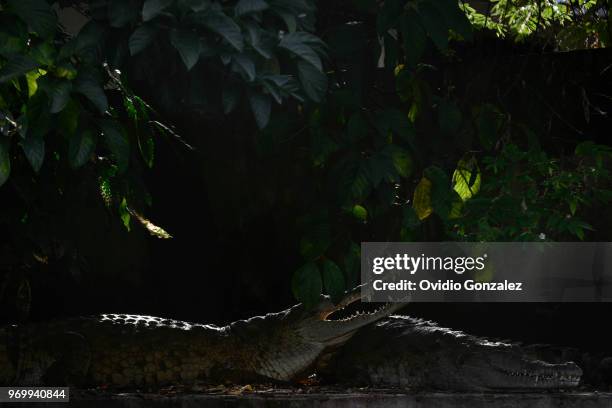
[21,132,44,172]
[352,204,367,220]
[57,100,80,138]
[231,54,256,81]
[0,55,39,83]
[292,262,322,310]
[376,0,403,34]
[322,259,345,303]
[279,32,322,70]
[297,60,327,103]
[75,74,108,113]
[425,166,453,217]
[431,0,472,40]
[178,0,211,12]
[222,85,241,114]
[299,222,331,260]
[131,210,172,238]
[119,197,131,232]
[413,177,433,220]
[391,146,412,178]
[399,10,426,68]
[138,131,154,168]
[108,0,139,28]
[31,42,56,66]
[347,113,368,141]
[438,99,462,135]
[0,138,11,187]
[99,120,130,173]
[418,0,449,50]
[143,0,174,21]
[25,70,41,97]
[199,11,244,51]
[249,93,271,129]
[235,0,269,16]
[477,104,500,150]
[244,23,273,58]
[273,9,297,32]
[68,129,96,168]
[569,198,577,216]
[170,29,201,70]
[129,24,158,55]
[7,0,57,39]
[452,156,481,202]
[343,241,361,288]
[44,79,72,114]
[74,21,106,56]
[99,173,113,207]
[367,147,399,187]
[376,108,414,142]
[331,156,372,202]
[310,129,338,167]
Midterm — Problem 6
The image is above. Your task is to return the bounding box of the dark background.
[2,5,612,353]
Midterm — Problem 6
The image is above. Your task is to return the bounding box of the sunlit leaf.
[413,176,433,220]
[119,197,131,231]
[352,204,367,220]
[452,156,481,202]
[25,70,41,98]
[129,208,172,238]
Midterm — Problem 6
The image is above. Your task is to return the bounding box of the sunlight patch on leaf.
[413,177,433,220]
[129,208,172,239]
[452,156,481,202]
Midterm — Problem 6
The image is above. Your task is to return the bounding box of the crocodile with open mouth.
[324,315,583,391]
[0,287,398,387]
[0,290,586,391]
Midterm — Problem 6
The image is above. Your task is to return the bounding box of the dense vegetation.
[1,0,611,312]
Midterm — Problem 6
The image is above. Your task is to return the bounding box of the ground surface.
[9,386,612,408]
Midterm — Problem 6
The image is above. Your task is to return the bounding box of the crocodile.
[0,287,400,388]
[0,294,588,391]
[324,315,584,391]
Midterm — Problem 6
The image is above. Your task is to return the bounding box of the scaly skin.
[325,315,583,391]
[0,289,400,388]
